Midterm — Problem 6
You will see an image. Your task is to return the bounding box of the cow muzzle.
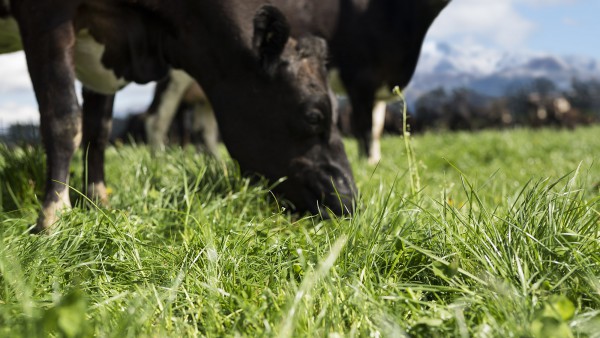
[288,159,357,218]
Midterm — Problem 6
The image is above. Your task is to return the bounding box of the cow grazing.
[526,93,588,129]
[1,0,356,232]
[139,0,450,164]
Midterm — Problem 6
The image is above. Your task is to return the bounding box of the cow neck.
[163,2,262,103]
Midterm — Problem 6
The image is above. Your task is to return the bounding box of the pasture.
[1,126,599,337]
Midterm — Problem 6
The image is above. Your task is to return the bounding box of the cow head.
[205,5,356,217]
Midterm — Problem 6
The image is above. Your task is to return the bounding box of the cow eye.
[306,109,324,125]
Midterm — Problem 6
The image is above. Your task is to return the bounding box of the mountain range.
[3,43,600,127]
[404,41,600,103]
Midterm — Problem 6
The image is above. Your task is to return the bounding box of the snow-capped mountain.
[404,41,600,100]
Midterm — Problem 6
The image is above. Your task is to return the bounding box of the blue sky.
[1,0,599,125]
[517,1,600,57]
[428,0,600,57]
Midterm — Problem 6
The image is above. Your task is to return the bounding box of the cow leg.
[81,87,115,205]
[346,84,376,160]
[193,104,220,158]
[13,12,81,232]
[175,105,190,147]
[369,100,386,165]
[145,70,194,150]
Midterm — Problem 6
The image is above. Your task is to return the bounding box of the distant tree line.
[2,77,600,145]
[0,123,40,145]
[411,77,600,132]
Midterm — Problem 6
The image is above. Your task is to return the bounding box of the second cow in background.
[145,70,219,156]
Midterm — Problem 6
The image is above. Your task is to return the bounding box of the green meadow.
[1,126,599,337]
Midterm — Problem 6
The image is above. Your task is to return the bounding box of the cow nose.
[309,163,356,217]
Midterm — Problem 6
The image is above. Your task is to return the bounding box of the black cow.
[273,0,449,163]
[1,0,356,232]
[141,0,450,164]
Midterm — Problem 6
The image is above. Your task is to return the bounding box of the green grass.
[1,126,599,337]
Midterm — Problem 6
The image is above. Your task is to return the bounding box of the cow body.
[2,0,356,232]
[144,0,449,164]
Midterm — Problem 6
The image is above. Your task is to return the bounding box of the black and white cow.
[0,0,356,232]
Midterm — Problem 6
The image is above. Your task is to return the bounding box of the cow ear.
[252,5,291,71]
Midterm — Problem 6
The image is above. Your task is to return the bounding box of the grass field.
[1,126,599,337]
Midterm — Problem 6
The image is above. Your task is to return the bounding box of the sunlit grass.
[1,126,599,337]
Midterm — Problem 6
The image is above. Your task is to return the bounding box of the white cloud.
[427,0,583,50]
[523,0,578,6]
[0,52,32,91]
[417,40,508,75]
[428,0,535,49]
[0,52,154,126]
[0,102,38,126]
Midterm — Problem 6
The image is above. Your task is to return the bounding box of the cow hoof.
[367,155,381,166]
[145,115,167,151]
[31,191,72,234]
[86,182,110,206]
[31,214,57,234]
[368,141,381,166]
